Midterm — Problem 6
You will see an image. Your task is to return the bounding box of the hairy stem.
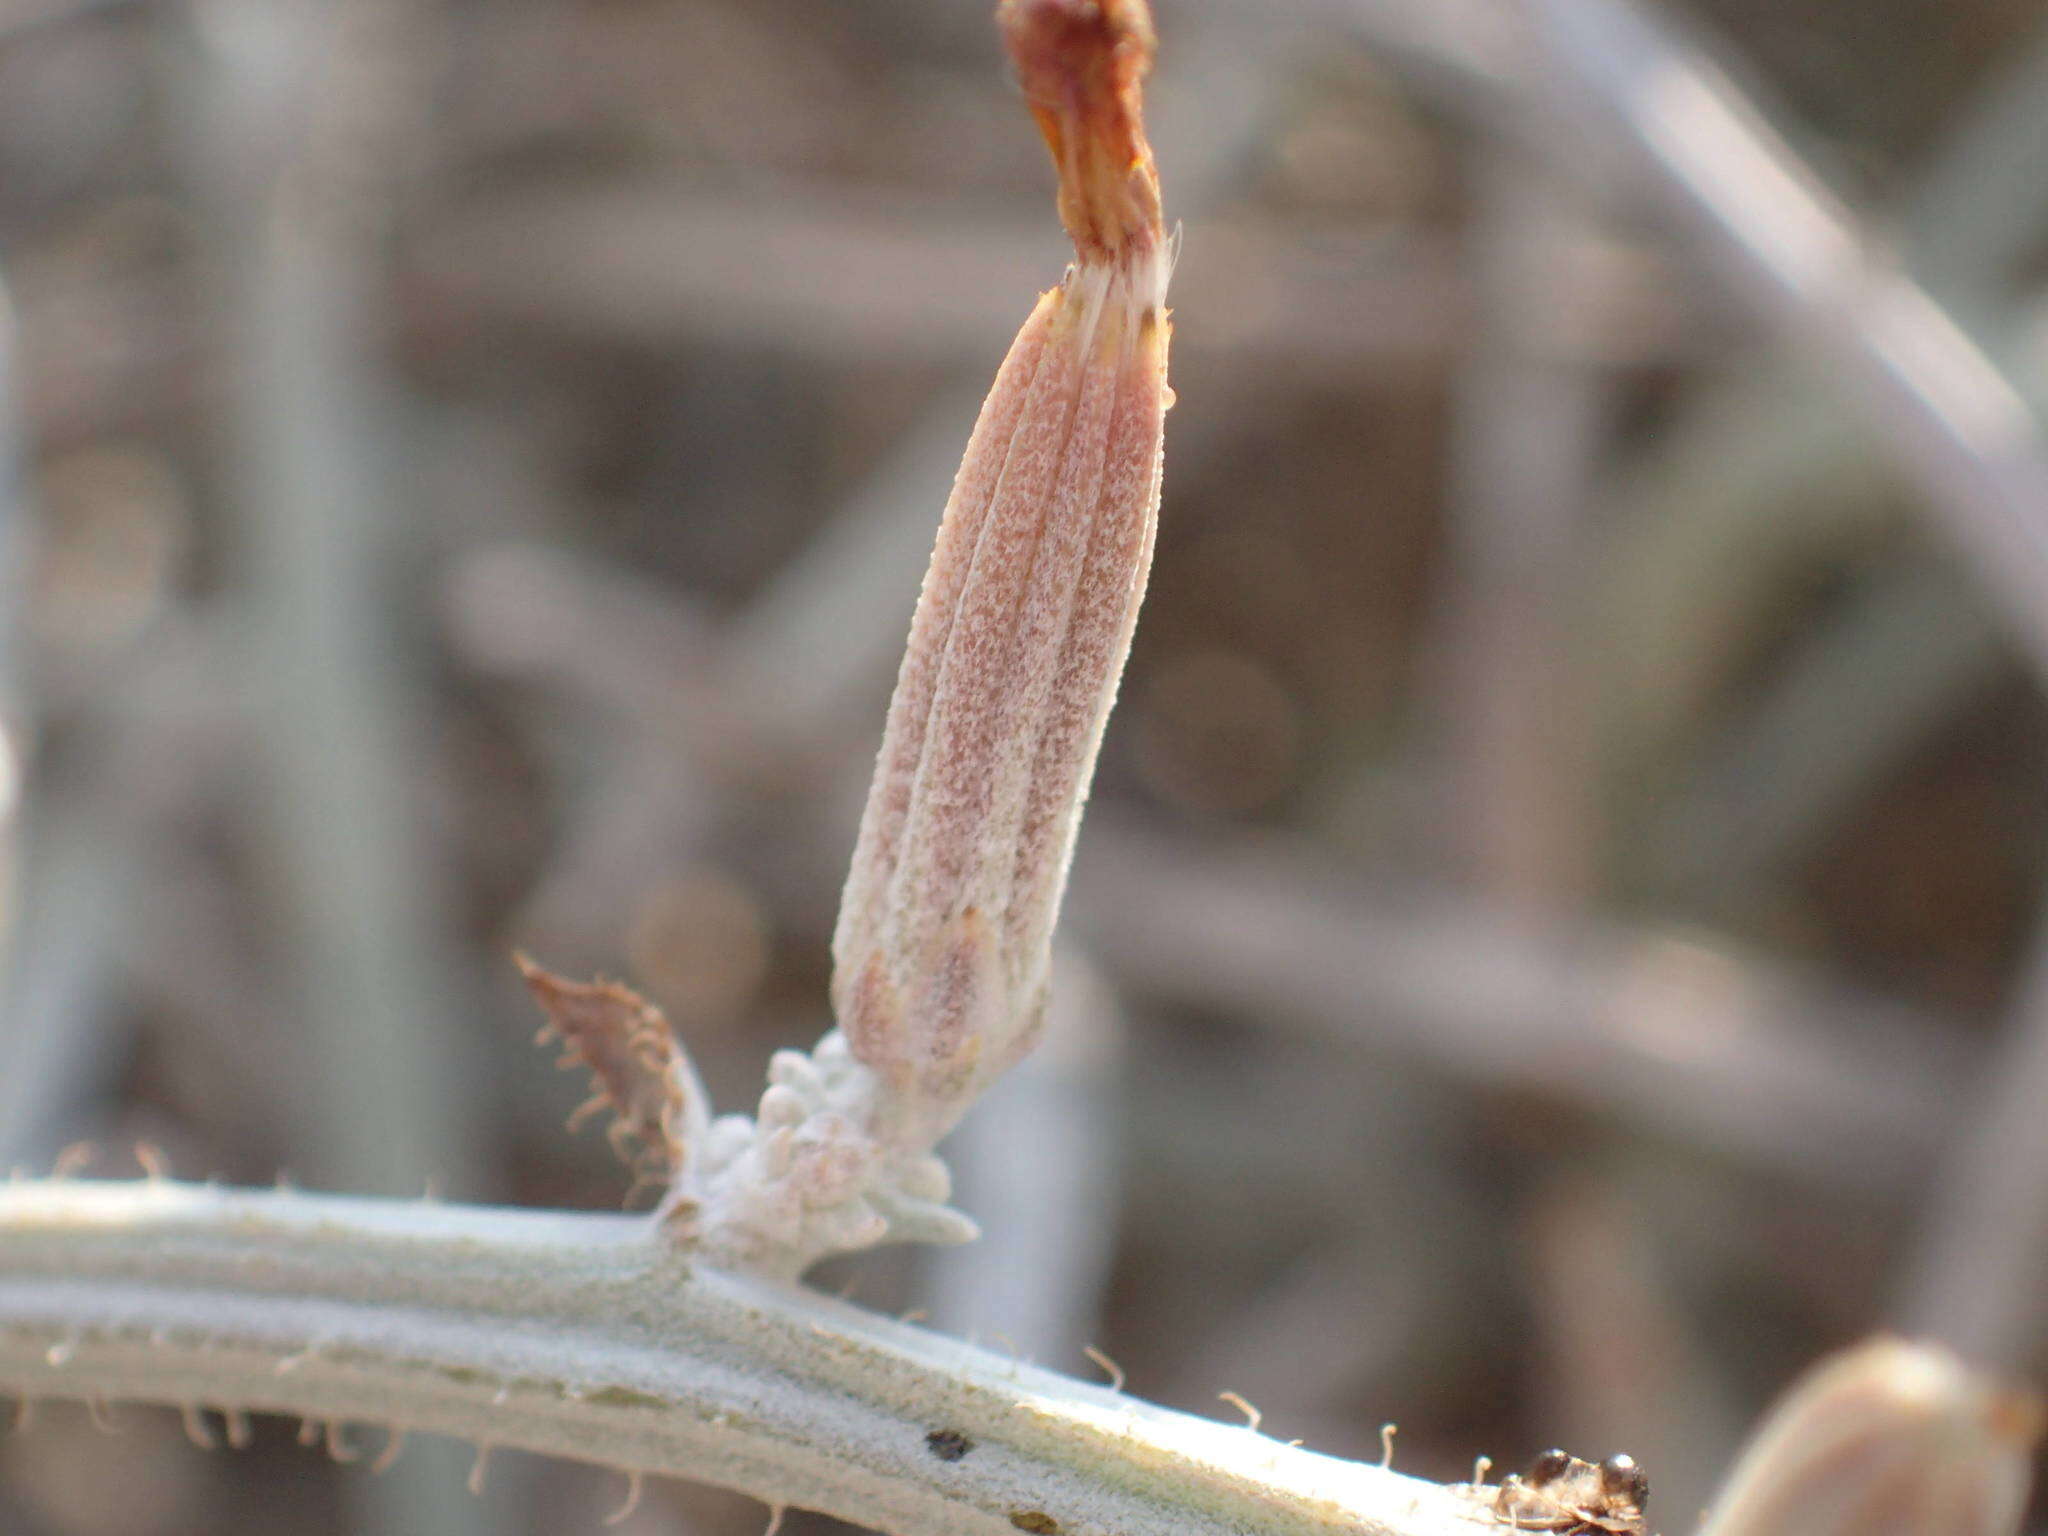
[0,1180,1475,1536]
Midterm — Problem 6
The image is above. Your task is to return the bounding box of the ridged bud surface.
[831,0,1170,1144]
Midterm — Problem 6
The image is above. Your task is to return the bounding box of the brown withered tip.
[999,0,1164,264]
[513,951,688,1183]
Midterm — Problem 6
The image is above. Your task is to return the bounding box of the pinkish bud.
[514,1,1174,1276]
[1700,1338,2043,1536]
[831,0,1170,1145]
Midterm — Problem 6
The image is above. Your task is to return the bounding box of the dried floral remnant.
[830,0,1172,1147]
[1002,0,1164,266]
[515,953,708,1195]
[1697,1337,2043,1536]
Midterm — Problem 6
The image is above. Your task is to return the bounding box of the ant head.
[1599,1454,1649,1511]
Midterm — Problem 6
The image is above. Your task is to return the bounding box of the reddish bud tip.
[1000,0,1163,265]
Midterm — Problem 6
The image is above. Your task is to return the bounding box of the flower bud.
[1699,1338,2043,1536]
[524,0,1173,1276]
[830,0,1171,1145]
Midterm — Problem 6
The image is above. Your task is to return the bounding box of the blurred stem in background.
[1523,0,2048,685]
[186,0,489,1529]
[1431,147,1609,914]
[1512,0,2048,1395]
[0,264,84,1176]
[1901,900,2048,1364]
[1584,8,2048,909]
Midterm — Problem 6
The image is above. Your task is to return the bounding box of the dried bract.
[515,954,709,1200]
[1697,1337,2043,1536]
[1003,0,1164,267]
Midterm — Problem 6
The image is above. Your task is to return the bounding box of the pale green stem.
[0,1180,1478,1536]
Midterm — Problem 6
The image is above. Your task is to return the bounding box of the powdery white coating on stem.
[0,1179,1492,1536]
[1697,1338,2043,1536]
[686,1031,977,1276]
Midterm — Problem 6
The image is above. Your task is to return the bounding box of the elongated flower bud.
[513,1,1172,1277]
[1698,1338,2043,1536]
[832,0,1171,1146]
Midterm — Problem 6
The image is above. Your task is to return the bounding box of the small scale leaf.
[514,953,708,1192]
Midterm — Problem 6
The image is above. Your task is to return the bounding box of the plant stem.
[1519,0,2048,691]
[0,1179,1477,1536]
